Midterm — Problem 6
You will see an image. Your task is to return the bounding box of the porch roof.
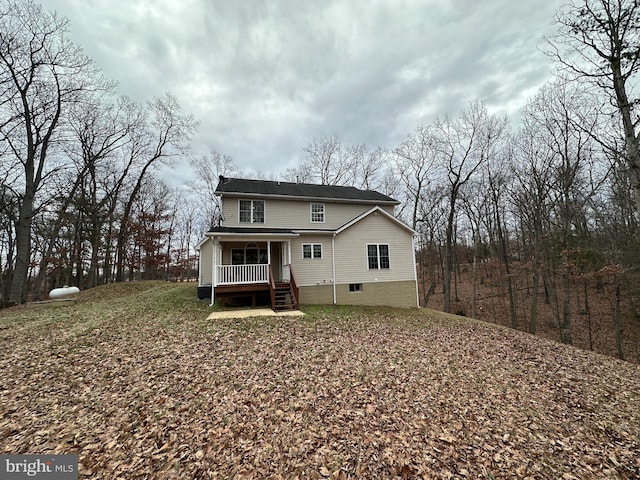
[206,226,299,239]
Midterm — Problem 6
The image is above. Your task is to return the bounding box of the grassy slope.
[0,281,639,479]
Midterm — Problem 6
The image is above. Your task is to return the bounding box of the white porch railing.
[216,264,269,285]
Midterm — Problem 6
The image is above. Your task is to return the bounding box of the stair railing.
[289,264,299,309]
[268,264,276,310]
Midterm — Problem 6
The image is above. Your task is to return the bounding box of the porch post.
[212,241,218,287]
[267,240,271,266]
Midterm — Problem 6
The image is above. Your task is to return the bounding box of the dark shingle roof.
[208,227,297,235]
[215,177,399,204]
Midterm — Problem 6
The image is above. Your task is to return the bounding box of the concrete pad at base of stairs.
[207,308,305,320]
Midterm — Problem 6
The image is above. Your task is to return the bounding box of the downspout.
[412,234,419,307]
[332,234,337,304]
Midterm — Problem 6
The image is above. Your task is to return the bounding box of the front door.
[281,242,290,282]
[270,243,282,282]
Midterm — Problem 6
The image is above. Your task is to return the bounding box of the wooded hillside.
[1,0,639,361]
[1,282,638,478]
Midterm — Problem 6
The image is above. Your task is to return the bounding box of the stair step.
[270,280,297,311]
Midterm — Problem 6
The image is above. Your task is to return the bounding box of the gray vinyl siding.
[290,235,334,287]
[333,214,415,284]
[199,240,213,285]
[221,197,391,229]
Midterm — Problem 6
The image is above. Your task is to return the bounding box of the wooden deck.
[210,264,298,311]
[215,283,271,307]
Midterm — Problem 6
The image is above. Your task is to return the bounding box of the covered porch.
[203,231,299,310]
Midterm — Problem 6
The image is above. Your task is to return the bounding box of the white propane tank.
[49,286,80,299]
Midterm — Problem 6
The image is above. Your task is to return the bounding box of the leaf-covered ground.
[1,281,639,479]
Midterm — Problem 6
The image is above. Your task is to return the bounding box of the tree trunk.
[560,248,573,345]
[471,236,478,319]
[611,57,640,222]
[8,190,35,305]
[33,175,83,299]
[543,257,560,328]
[443,243,452,312]
[495,205,517,328]
[585,278,592,351]
[529,271,539,335]
[443,194,456,313]
[614,283,625,360]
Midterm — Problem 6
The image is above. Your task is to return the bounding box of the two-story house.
[196,176,418,310]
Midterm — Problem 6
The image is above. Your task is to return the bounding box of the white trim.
[204,232,299,240]
[195,237,209,251]
[335,206,416,235]
[209,240,217,306]
[332,235,337,304]
[230,243,268,265]
[293,230,335,235]
[238,198,266,224]
[267,240,271,266]
[310,202,326,223]
[366,243,390,270]
[198,238,204,286]
[217,264,268,285]
[302,243,323,259]
[220,191,399,206]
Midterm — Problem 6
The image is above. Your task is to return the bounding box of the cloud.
[47,0,563,182]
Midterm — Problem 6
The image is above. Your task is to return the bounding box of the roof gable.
[216,177,399,204]
[335,206,416,235]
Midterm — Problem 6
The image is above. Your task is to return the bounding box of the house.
[196,176,419,310]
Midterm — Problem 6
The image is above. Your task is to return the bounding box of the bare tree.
[512,123,557,335]
[485,145,518,329]
[551,0,640,221]
[414,187,447,307]
[460,177,491,320]
[435,101,508,313]
[30,95,143,294]
[356,146,388,191]
[189,149,238,230]
[114,93,196,282]
[171,194,200,281]
[0,0,107,303]
[301,136,359,185]
[394,126,440,230]
[517,81,608,344]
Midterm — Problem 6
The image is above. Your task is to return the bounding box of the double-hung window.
[367,244,390,269]
[239,200,264,223]
[303,243,322,259]
[311,203,325,223]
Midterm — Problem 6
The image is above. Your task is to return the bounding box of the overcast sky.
[45,0,564,186]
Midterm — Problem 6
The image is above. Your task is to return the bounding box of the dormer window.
[239,200,264,223]
[311,203,325,223]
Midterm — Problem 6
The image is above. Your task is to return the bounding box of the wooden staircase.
[269,265,299,312]
[273,283,296,311]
